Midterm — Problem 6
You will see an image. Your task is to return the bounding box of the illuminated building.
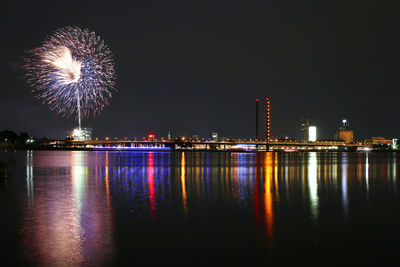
[364,137,392,146]
[301,118,309,142]
[308,126,317,142]
[337,118,354,143]
[147,133,155,140]
[392,139,398,149]
[212,132,218,141]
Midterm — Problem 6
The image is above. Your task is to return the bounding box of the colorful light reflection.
[21,151,114,266]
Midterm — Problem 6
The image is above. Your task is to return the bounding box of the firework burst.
[25,26,116,120]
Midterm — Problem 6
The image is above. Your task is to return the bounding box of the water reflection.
[13,150,400,265]
[342,154,348,220]
[105,151,111,206]
[26,150,34,207]
[72,151,85,220]
[366,153,370,194]
[148,152,156,218]
[308,152,318,221]
[21,151,114,266]
[392,153,397,190]
[264,152,274,246]
[181,152,188,218]
[254,153,262,231]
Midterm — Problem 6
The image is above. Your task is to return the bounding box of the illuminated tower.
[301,118,309,142]
[256,98,259,141]
[341,118,350,129]
[338,118,354,143]
[266,98,271,144]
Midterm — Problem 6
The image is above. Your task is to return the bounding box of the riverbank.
[0,145,399,153]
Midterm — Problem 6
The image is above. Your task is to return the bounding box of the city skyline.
[2,2,400,265]
[1,0,399,139]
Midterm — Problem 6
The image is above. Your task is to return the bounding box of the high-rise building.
[308,125,317,142]
[337,118,354,143]
[211,132,218,141]
[301,118,309,142]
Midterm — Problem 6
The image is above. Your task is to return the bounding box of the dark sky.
[1,0,399,140]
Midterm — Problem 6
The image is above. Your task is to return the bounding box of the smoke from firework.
[25,26,116,119]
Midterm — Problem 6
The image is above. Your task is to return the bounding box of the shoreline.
[0,146,398,153]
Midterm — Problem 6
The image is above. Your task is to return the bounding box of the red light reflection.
[148,152,156,218]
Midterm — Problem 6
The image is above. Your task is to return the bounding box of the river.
[1,151,399,266]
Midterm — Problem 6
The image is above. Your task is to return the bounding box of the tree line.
[0,130,29,144]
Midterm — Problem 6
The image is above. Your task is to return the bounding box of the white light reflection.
[342,154,348,221]
[26,150,34,207]
[332,153,338,191]
[284,155,289,185]
[308,152,318,221]
[72,151,86,219]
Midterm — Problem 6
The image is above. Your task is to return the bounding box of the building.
[301,118,309,142]
[337,118,354,143]
[308,126,317,142]
[211,132,218,141]
[364,137,392,146]
[338,131,354,143]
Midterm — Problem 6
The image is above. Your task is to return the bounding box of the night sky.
[1,0,399,140]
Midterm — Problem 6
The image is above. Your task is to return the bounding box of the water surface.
[2,151,400,265]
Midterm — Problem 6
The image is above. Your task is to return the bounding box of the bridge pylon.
[266,98,271,151]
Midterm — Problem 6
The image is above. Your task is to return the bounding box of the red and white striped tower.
[256,98,259,141]
[266,98,271,144]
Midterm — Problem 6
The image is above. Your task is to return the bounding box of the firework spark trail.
[25,26,116,120]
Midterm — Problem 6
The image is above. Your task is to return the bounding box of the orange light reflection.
[264,152,274,247]
[181,152,188,217]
